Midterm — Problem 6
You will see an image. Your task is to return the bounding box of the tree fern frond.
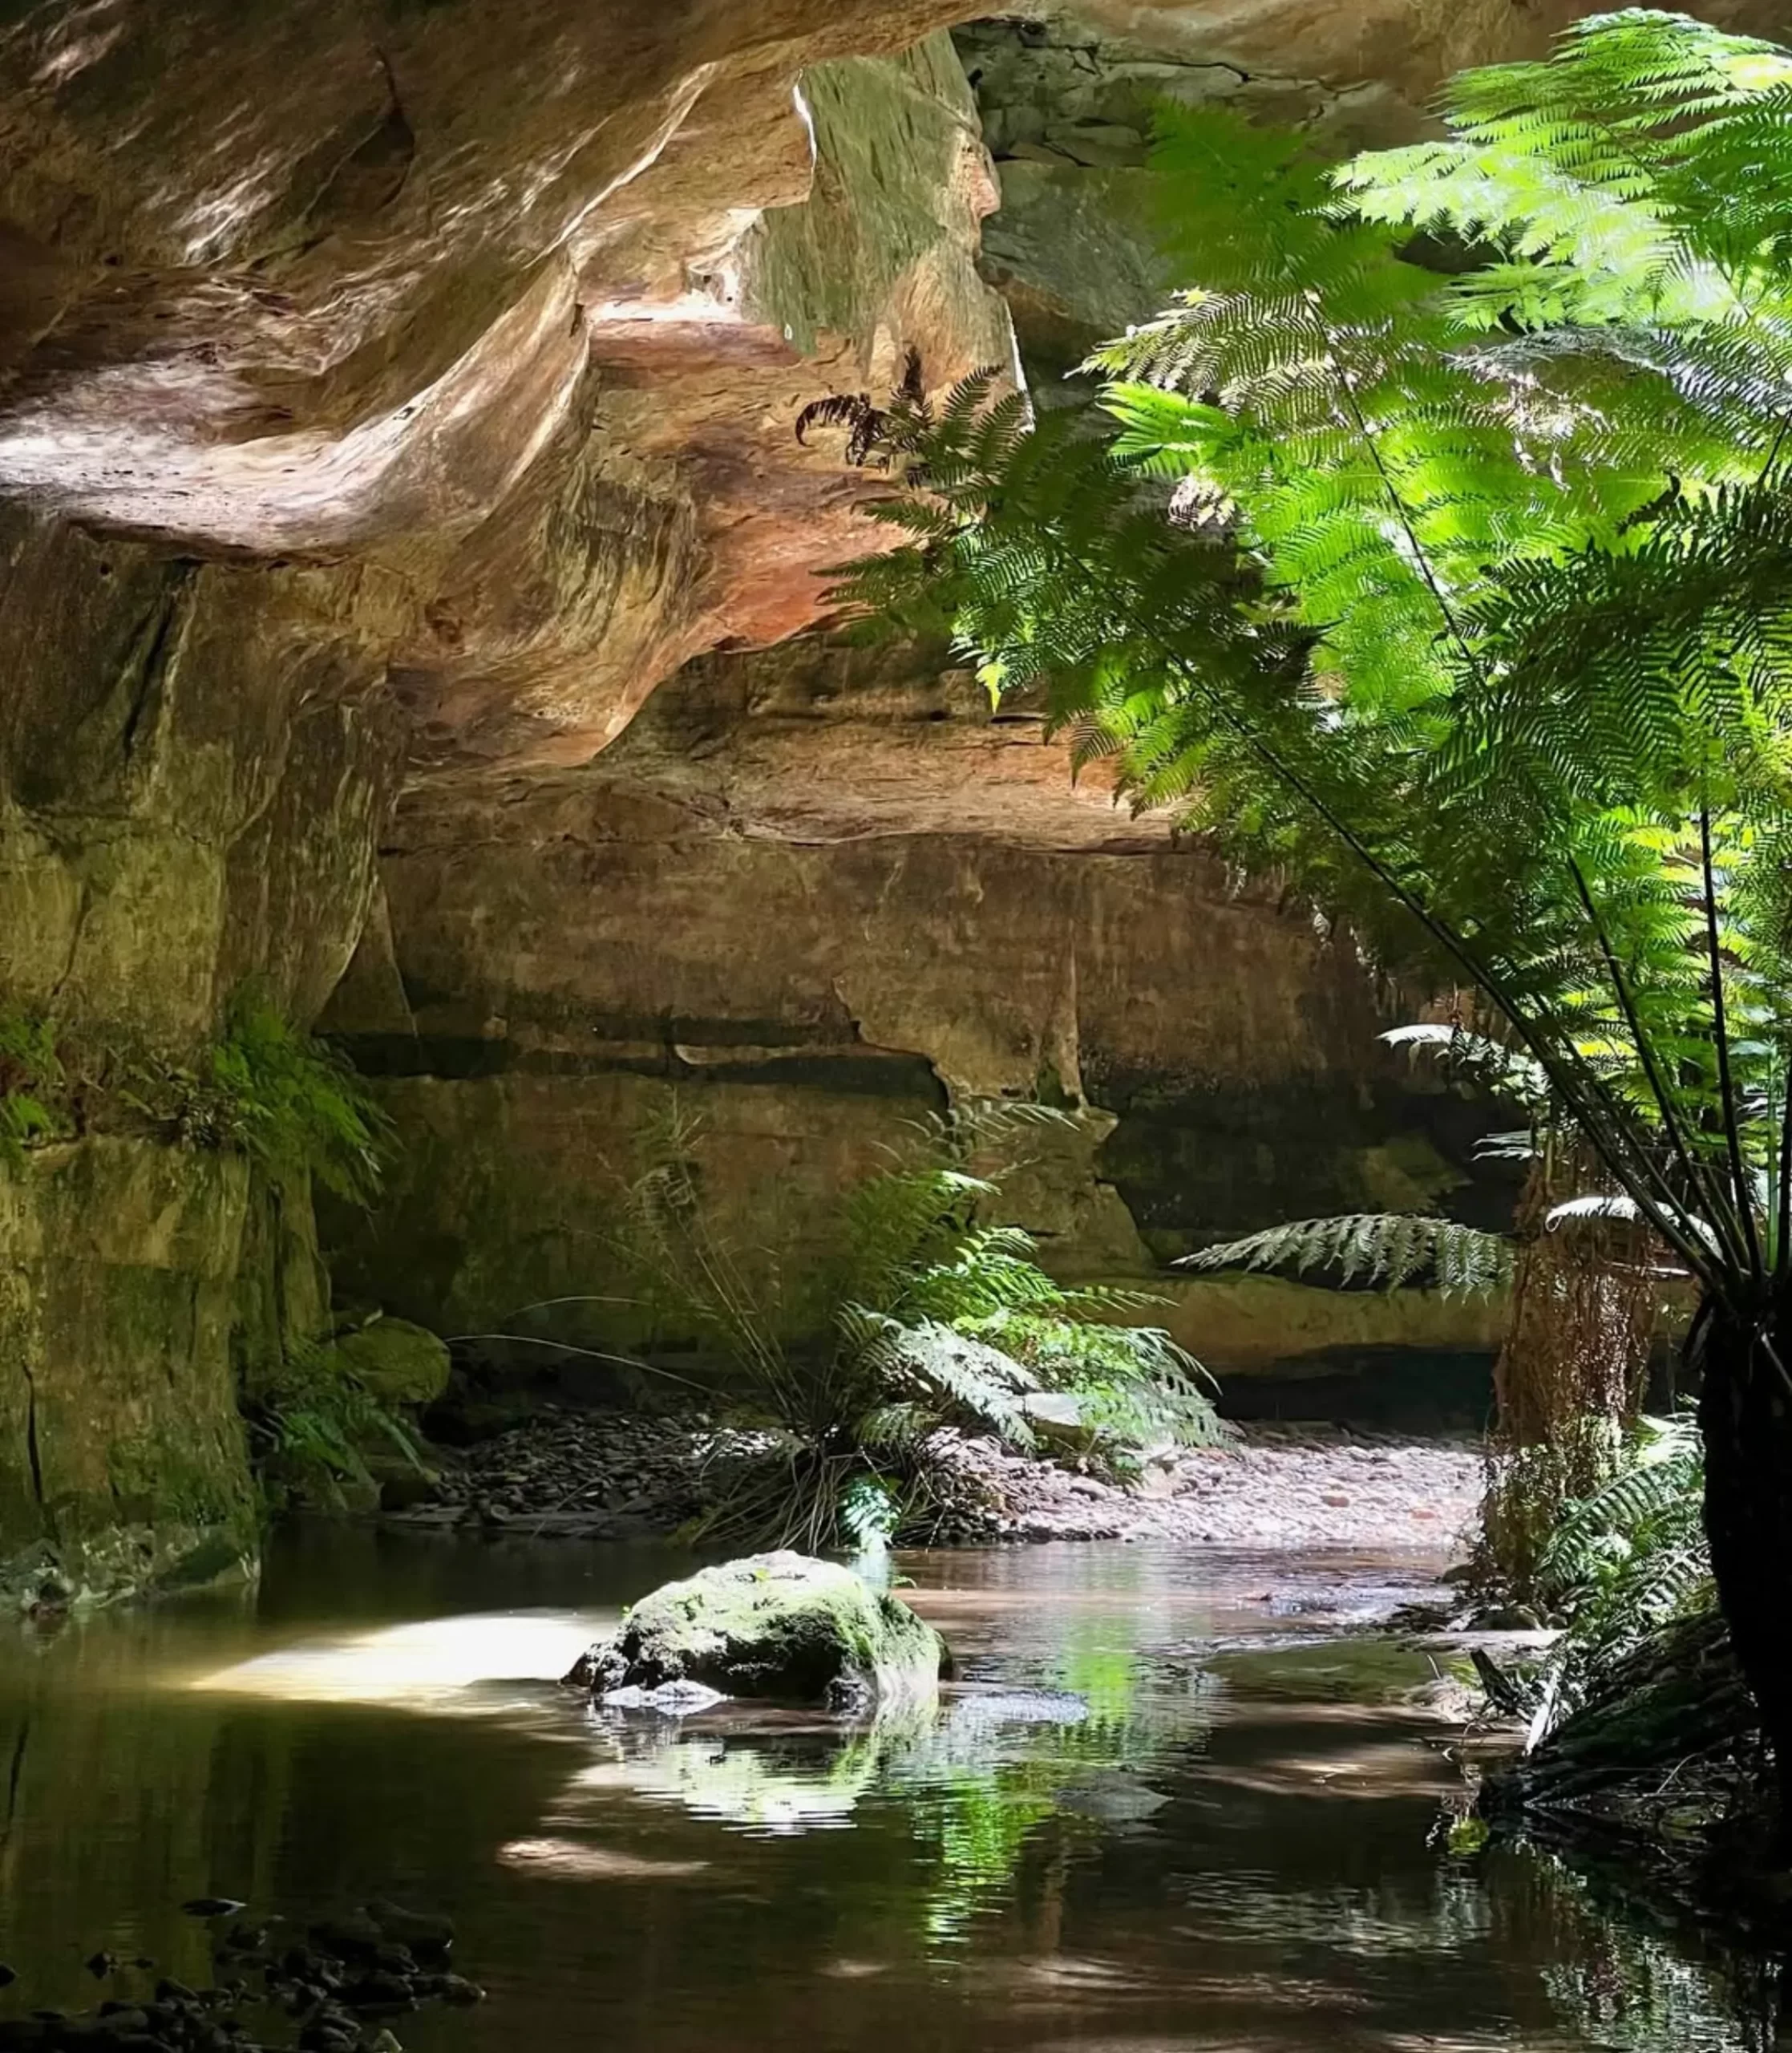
[1178,1213,1515,1296]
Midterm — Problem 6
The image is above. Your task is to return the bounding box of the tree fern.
[836,17,1792,1306]
[833,18,1792,1788]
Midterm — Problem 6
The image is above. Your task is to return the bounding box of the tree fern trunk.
[1696,1298,1792,1853]
[1481,1147,1656,1597]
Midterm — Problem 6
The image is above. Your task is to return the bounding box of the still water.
[0,1531,1772,2051]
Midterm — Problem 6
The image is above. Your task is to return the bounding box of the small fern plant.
[1527,1412,1712,1738]
[0,1010,66,1167]
[197,989,390,1202]
[619,1096,1228,1547]
[1539,1412,1709,1634]
[245,1335,425,1514]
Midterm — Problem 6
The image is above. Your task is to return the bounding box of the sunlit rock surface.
[323,634,1506,1375]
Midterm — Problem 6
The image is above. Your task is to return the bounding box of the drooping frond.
[1381,1022,1551,1113]
[847,1312,1042,1451]
[1178,1213,1515,1297]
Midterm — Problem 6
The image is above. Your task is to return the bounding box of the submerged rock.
[566,1552,949,1711]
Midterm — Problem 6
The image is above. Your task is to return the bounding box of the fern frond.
[1179,1213,1515,1297]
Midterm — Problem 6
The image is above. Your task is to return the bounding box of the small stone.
[1469,1602,1542,1631]
[340,1973,415,2018]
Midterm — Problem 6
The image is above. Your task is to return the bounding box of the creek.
[0,1532,1770,2050]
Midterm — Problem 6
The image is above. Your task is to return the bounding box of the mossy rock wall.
[0,28,1013,1594]
[0,1140,259,1599]
[0,509,403,1602]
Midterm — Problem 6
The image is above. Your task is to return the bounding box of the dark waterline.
[0,1528,1769,2050]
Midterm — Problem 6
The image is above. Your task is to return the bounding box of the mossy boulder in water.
[566,1552,949,1711]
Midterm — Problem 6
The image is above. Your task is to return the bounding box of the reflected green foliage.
[3,1529,1780,2048]
[916,1776,1060,1945]
[1487,1841,1778,2052]
[598,1727,888,1832]
[580,1586,1208,1951]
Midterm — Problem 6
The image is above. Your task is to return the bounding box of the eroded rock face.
[0,9,1009,768]
[0,1140,260,1608]
[323,636,1507,1377]
[0,10,1011,1594]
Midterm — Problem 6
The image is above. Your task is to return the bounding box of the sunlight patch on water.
[186,1610,601,1708]
[496,1837,710,1880]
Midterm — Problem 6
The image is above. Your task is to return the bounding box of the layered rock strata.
[0,10,1008,1596]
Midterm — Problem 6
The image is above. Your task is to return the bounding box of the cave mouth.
[0,4,1526,1606]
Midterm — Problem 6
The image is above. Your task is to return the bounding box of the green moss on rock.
[328,1317,451,1406]
[570,1552,949,1711]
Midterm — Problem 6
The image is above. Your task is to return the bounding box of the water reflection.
[0,1529,1778,2051]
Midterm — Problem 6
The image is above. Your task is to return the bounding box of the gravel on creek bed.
[389,1411,1481,1550]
